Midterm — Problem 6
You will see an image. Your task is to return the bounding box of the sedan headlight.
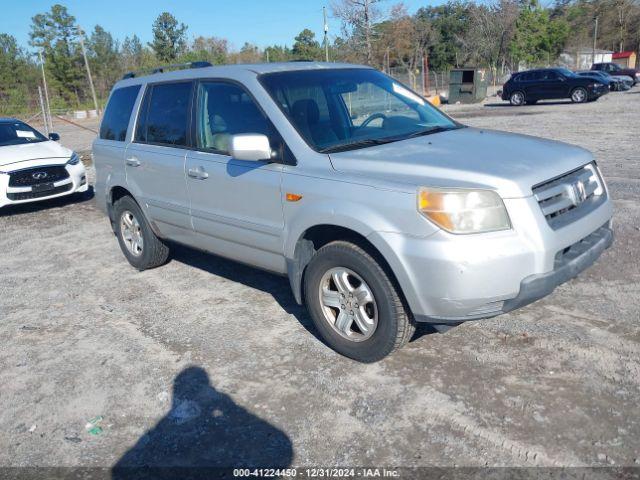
[588,83,603,88]
[66,152,80,165]
[418,187,511,234]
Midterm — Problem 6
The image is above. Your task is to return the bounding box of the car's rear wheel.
[113,195,170,270]
[510,91,525,106]
[571,87,588,103]
[303,241,415,362]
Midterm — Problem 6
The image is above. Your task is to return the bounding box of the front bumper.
[369,193,613,324]
[588,84,609,98]
[0,161,87,208]
[502,225,612,312]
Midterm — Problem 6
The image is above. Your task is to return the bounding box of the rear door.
[125,81,194,238]
[93,85,141,208]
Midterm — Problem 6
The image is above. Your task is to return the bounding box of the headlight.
[417,187,511,234]
[66,152,80,165]
[588,83,602,88]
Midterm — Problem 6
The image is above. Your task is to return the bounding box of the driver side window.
[196,82,273,154]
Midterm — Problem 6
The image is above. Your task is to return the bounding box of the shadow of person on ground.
[112,366,293,479]
[0,186,94,217]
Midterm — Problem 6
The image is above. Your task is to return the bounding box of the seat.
[291,99,338,148]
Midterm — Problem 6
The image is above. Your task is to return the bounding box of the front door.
[185,80,286,273]
[126,81,194,238]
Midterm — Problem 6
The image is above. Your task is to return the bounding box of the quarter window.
[135,82,193,146]
[196,82,273,154]
[99,85,140,141]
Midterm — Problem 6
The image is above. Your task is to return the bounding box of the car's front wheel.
[113,195,170,270]
[303,241,415,362]
[571,87,588,103]
[510,91,525,106]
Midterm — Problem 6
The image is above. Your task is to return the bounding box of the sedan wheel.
[571,87,587,103]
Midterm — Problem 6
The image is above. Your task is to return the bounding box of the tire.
[303,241,415,362]
[571,87,588,103]
[510,91,525,106]
[113,195,170,270]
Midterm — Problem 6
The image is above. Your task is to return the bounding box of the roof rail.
[122,61,212,80]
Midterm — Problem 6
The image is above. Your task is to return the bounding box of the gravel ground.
[1,89,639,472]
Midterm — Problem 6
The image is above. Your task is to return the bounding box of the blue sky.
[3,0,441,52]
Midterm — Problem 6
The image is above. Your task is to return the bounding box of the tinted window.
[0,121,47,146]
[196,82,273,153]
[100,85,140,141]
[136,82,192,146]
[542,71,559,80]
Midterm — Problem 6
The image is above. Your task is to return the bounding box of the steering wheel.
[358,112,387,129]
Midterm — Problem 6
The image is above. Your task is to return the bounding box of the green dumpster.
[448,68,487,104]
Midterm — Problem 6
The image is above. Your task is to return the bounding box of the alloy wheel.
[318,267,378,342]
[120,210,144,257]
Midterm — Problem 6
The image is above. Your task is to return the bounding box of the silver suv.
[93,62,613,362]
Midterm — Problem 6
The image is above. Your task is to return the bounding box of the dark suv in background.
[502,68,608,106]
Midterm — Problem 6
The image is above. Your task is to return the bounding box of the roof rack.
[122,61,212,80]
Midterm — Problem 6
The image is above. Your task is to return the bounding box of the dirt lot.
[1,89,639,472]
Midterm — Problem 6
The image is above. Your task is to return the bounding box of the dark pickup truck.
[592,62,639,85]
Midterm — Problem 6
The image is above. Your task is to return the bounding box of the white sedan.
[0,118,87,208]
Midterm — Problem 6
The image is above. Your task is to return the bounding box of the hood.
[0,140,72,168]
[329,127,593,198]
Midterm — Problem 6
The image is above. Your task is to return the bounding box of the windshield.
[0,121,48,147]
[259,68,459,153]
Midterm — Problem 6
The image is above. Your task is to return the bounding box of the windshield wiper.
[319,125,462,154]
[318,138,396,153]
[404,125,460,139]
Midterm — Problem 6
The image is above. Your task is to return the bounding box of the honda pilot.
[93,62,613,362]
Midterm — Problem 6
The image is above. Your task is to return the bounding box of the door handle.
[125,157,140,167]
[188,167,208,179]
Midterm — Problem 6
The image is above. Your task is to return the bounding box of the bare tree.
[332,0,386,65]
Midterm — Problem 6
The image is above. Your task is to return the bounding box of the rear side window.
[100,85,140,141]
[135,82,193,146]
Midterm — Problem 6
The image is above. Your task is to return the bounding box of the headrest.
[291,99,320,125]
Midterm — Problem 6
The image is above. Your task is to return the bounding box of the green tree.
[87,25,120,99]
[29,4,85,107]
[0,34,38,114]
[510,0,569,67]
[149,12,187,62]
[292,29,322,60]
[264,45,292,62]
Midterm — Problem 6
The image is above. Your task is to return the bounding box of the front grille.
[7,183,72,201]
[8,165,69,187]
[533,163,604,229]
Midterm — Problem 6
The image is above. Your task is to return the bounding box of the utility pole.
[37,50,53,133]
[37,86,49,135]
[592,16,599,66]
[323,6,329,62]
[77,26,99,114]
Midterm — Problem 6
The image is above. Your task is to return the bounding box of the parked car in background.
[502,68,609,106]
[577,70,632,91]
[94,62,613,362]
[0,118,87,209]
[591,62,639,85]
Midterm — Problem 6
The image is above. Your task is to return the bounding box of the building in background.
[559,48,613,70]
[612,51,637,69]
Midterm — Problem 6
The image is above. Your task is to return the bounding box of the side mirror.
[229,134,272,162]
[49,132,60,141]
